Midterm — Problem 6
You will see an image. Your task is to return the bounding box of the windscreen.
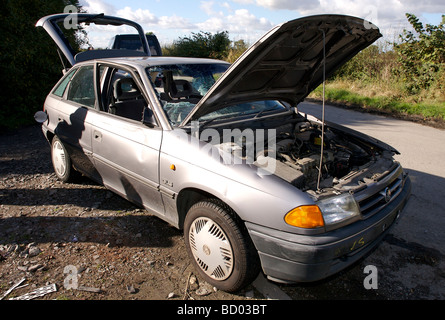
[147,63,228,125]
[147,63,286,126]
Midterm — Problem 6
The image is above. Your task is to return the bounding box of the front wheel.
[184,199,260,292]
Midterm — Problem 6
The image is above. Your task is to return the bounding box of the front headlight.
[317,193,361,230]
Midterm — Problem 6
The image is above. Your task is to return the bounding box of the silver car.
[35,13,411,292]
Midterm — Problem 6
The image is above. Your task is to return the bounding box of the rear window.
[66,65,96,108]
[53,68,77,97]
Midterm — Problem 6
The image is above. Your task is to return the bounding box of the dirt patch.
[0,125,256,300]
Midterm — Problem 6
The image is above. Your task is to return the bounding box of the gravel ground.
[0,125,254,300]
[1,124,444,301]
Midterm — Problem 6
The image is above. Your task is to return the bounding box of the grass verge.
[308,82,445,128]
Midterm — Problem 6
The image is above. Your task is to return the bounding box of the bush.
[310,14,445,121]
[333,45,398,83]
[0,0,81,131]
[226,39,249,63]
[394,13,445,93]
[164,31,231,60]
[331,14,444,103]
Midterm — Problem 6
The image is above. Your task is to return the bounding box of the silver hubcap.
[189,217,234,281]
[52,140,67,177]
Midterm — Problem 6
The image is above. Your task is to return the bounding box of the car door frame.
[89,61,165,216]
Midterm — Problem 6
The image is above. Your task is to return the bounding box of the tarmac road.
[273,101,445,299]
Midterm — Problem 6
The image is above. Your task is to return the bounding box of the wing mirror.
[142,107,157,128]
[34,111,48,123]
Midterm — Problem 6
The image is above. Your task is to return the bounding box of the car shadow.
[0,168,181,249]
[0,213,180,249]
[1,114,181,251]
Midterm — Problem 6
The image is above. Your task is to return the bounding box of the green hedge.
[0,0,80,131]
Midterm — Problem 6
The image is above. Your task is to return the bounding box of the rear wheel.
[51,136,75,182]
[184,199,260,292]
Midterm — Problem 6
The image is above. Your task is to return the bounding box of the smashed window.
[147,63,228,125]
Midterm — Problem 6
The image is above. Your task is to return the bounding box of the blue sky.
[78,0,444,46]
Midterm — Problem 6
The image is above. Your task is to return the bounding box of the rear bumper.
[246,175,411,284]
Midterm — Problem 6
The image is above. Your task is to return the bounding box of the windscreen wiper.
[197,114,238,131]
[254,106,280,118]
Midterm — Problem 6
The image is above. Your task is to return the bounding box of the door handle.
[94,131,102,142]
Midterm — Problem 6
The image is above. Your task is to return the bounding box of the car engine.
[214,116,396,200]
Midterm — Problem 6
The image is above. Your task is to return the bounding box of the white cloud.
[80,0,443,46]
[79,0,116,14]
[231,0,256,4]
[196,7,274,42]
[254,0,444,13]
[221,2,233,13]
[201,1,217,16]
[228,9,274,31]
[116,6,159,25]
[256,0,317,11]
[197,17,226,31]
[158,15,196,30]
[253,0,444,29]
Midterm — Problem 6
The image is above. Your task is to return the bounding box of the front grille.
[356,165,404,218]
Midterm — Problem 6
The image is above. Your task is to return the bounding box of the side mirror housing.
[34,111,48,124]
[142,108,157,128]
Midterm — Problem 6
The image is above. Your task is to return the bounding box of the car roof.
[87,56,230,69]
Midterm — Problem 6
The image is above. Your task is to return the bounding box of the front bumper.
[246,175,411,284]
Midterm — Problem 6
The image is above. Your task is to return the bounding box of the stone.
[17,266,28,272]
[27,246,41,258]
[126,285,137,294]
[189,275,199,291]
[28,264,44,272]
[195,287,211,296]
[78,286,101,293]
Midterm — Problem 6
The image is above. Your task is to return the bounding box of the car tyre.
[51,136,76,182]
[184,199,260,292]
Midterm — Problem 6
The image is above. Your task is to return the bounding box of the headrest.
[170,80,193,98]
[163,70,193,99]
[114,77,141,100]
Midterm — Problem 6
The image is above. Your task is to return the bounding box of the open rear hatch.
[36,13,151,67]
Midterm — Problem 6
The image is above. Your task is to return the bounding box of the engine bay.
[212,111,397,200]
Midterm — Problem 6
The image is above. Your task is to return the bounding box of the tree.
[394,13,445,92]
[166,31,231,60]
[226,39,249,63]
[0,0,82,130]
